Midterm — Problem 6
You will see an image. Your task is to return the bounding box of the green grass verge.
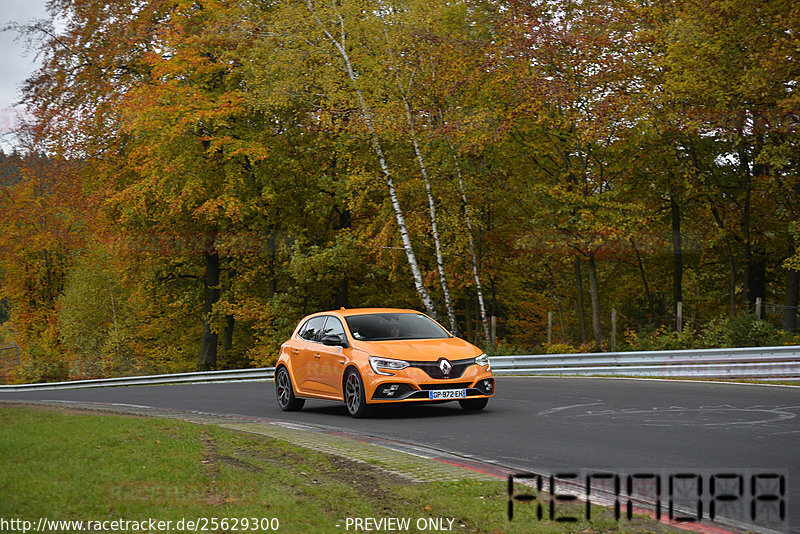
[0,405,678,533]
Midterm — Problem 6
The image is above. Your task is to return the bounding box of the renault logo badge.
[439,358,452,376]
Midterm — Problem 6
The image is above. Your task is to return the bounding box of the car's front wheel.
[275,367,305,411]
[459,398,488,411]
[344,369,372,418]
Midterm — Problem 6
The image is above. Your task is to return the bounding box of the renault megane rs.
[274,308,494,417]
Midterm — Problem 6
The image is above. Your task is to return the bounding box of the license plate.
[428,389,466,400]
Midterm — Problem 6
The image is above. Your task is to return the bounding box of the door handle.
[290,349,299,355]
[314,353,321,359]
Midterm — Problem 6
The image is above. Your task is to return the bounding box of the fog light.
[483,380,493,391]
[382,384,400,396]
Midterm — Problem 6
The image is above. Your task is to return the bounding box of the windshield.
[345,313,451,341]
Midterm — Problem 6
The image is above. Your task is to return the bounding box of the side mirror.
[321,334,346,347]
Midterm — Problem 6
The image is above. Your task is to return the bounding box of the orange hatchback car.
[275,308,494,417]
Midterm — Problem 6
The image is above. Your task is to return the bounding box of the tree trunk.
[335,278,349,309]
[587,254,604,348]
[199,233,220,370]
[452,153,491,344]
[670,196,683,306]
[474,293,480,344]
[267,230,277,298]
[464,291,472,341]
[402,95,457,334]
[221,265,236,355]
[305,2,436,317]
[747,252,767,314]
[335,208,351,309]
[545,263,567,342]
[573,257,587,344]
[738,117,764,312]
[784,266,799,333]
[724,237,737,316]
[221,315,234,352]
[631,238,654,315]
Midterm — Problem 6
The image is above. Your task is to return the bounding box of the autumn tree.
[19,0,275,369]
[656,0,800,318]
[0,154,83,380]
[3,0,799,381]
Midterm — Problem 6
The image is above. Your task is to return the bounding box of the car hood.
[351,337,482,362]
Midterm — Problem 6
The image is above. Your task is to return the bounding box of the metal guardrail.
[489,345,800,379]
[0,345,797,391]
[0,367,274,391]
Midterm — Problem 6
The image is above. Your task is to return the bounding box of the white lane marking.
[272,421,316,430]
[574,404,798,427]
[537,402,603,416]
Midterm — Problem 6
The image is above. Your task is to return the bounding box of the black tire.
[459,397,489,411]
[275,367,305,411]
[344,369,373,418]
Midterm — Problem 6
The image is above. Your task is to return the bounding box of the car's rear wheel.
[276,367,304,411]
[459,397,488,411]
[344,369,372,418]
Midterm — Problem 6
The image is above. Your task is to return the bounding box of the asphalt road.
[3,377,798,531]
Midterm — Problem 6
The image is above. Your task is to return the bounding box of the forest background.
[0,0,798,382]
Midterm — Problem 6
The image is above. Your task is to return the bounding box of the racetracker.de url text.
[0,517,280,532]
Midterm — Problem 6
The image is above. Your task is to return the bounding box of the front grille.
[409,358,474,379]
[418,382,471,391]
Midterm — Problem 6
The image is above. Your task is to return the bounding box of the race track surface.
[3,377,798,531]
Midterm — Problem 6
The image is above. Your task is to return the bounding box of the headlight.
[475,353,490,368]
[369,356,410,376]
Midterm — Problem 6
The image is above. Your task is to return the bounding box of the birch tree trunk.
[303,0,436,317]
[451,153,491,344]
[379,25,456,333]
[401,94,457,334]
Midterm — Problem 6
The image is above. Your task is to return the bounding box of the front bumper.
[365,361,495,403]
[371,377,495,401]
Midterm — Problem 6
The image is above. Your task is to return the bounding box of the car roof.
[319,308,423,318]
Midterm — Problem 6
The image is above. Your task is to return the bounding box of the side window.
[322,316,347,344]
[299,316,326,342]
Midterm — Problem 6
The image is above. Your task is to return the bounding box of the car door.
[314,316,349,396]
[293,315,326,394]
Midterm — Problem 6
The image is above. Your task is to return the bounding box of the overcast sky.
[1,0,49,151]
